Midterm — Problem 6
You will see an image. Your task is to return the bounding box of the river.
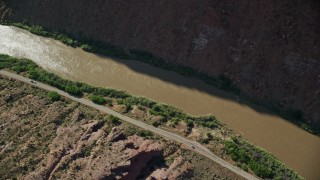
[0,25,319,179]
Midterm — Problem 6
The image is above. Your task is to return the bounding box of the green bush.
[80,44,92,51]
[172,118,180,125]
[199,133,213,144]
[151,121,160,127]
[90,94,106,105]
[65,85,82,96]
[185,119,194,131]
[149,109,158,116]
[47,91,60,102]
[138,130,153,138]
[109,115,121,126]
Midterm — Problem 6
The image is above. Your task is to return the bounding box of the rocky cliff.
[2,0,320,127]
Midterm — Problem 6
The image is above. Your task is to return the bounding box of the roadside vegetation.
[224,137,302,179]
[0,20,316,136]
[0,54,303,179]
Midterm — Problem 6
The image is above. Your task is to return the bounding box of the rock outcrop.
[26,122,165,180]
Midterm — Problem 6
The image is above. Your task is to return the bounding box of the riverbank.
[0,54,302,179]
[0,21,318,136]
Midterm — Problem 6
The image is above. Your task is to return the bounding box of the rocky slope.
[1,0,320,126]
[0,75,243,179]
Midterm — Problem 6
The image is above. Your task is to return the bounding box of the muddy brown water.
[1,25,319,179]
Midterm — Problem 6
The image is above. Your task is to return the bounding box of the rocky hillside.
[1,0,320,127]
[0,75,243,179]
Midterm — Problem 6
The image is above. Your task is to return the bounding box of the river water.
[0,25,319,179]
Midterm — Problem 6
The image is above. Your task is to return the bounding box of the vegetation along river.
[0,25,319,179]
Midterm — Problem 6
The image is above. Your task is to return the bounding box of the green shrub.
[47,91,60,102]
[199,133,213,144]
[151,121,160,127]
[138,130,153,138]
[80,44,92,51]
[109,115,121,126]
[65,85,82,96]
[125,104,132,112]
[248,161,273,178]
[137,105,145,111]
[90,94,106,105]
[185,120,194,128]
[172,118,180,125]
[148,109,157,116]
[204,121,218,128]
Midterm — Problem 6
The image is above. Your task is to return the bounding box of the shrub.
[149,109,159,116]
[199,133,213,144]
[248,161,273,178]
[90,94,106,105]
[137,105,145,111]
[185,120,194,128]
[109,115,121,126]
[172,118,180,125]
[151,121,160,127]
[47,91,60,102]
[138,130,153,138]
[65,85,82,96]
[80,44,92,51]
[204,121,218,128]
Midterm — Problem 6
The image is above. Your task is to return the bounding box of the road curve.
[0,70,258,180]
